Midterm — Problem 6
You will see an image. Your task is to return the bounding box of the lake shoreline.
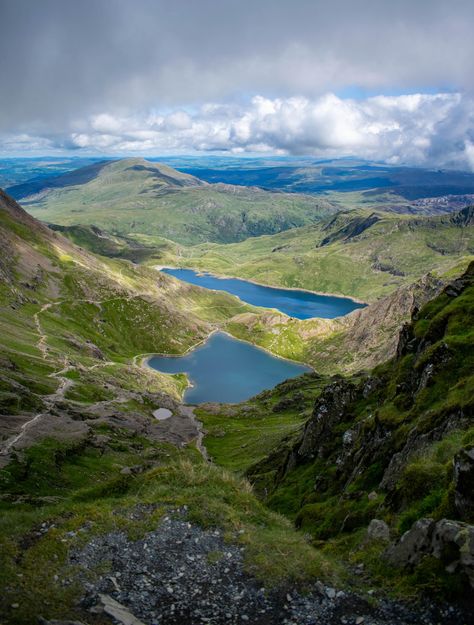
[144,330,312,405]
[153,264,367,305]
[138,327,314,372]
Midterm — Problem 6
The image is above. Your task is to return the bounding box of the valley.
[0,158,473,625]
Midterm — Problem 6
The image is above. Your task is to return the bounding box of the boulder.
[385,518,435,567]
[366,519,390,542]
[385,517,474,588]
[431,519,474,586]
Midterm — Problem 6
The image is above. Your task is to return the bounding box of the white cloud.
[17,92,464,171]
[3,91,474,170]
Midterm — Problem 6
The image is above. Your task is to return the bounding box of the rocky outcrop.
[248,259,474,591]
[311,270,446,374]
[380,408,469,492]
[453,448,474,520]
[320,212,381,246]
[297,379,358,461]
[385,518,474,588]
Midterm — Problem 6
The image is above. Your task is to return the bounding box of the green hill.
[1,189,473,620]
[23,158,336,245]
[0,187,261,453]
[162,207,474,302]
[199,263,474,600]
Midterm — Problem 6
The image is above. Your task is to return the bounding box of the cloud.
[1,1,474,166]
[1,0,474,134]
[6,92,473,170]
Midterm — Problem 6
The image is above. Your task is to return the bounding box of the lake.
[147,332,311,404]
[161,267,365,319]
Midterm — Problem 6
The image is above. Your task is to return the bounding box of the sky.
[1,0,474,169]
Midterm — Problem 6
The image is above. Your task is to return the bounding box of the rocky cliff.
[248,262,474,595]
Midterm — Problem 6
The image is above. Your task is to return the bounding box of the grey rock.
[385,518,435,567]
[385,517,474,588]
[366,519,390,542]
[97,593,147,625]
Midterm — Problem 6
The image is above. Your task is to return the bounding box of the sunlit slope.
[0,188,256,426]
[162,207,474,302]
[24,158,336,244]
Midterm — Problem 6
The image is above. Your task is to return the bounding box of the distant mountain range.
[17,158,336,244]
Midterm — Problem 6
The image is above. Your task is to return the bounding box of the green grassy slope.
[160,207,474,302]
[194,264,474,600]
[24,158,336,245]
[50,212,473,375]
[0,187,260,425]
[0,189,339,622]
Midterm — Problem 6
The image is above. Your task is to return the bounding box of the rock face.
[247,260,474,598]
[297,379,358,461]
[385,518,474,588]
[269,262,474,490]
[453,448,474,519]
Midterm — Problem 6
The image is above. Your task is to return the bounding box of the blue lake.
[161,268,365,319]
[147,332,311,404]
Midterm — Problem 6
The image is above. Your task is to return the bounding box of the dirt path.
[33,302,55,359]
[181,405,209,461]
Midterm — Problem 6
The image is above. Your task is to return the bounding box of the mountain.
[177,160,474,213]
[226,270,447,374]
[1,188,473,622]
[0,187,260,464]
[0,156,103,192]
[0,188,351,622]
[19,158,337,245]
[199,264,474,601]
[160,206,474,302]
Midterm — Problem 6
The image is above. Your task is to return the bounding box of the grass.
[26,158,335,245]
[156,209,474,302]
[0,434,339,624]
[235,267,474,599]
[196,373,327,473]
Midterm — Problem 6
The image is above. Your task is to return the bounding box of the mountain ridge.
[20,158,337,244]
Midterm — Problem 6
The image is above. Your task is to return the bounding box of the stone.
[385,518,435,567]
[366,519,390,542]
[97,594,147,625]
[431,519,474,588]
[453,447,474,518]
[384,517,474,588]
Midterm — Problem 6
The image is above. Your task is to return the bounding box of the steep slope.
[226,270,446,374]
[0,188,259,466]
[0,189,387,625]
[22,158,336,244]
[246,264,474,597]
[166,207,474,302]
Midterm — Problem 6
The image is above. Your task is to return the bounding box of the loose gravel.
[69,509,471,625]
